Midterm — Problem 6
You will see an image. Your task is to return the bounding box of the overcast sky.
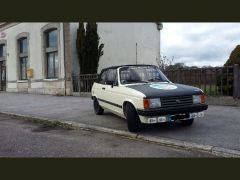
[161,23,240,67]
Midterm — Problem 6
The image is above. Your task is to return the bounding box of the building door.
[0,61,6,91]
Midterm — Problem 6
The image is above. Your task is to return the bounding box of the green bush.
[216,67,233,96]
[224,45,240,66]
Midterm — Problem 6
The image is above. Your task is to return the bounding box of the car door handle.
[102,87,106,90]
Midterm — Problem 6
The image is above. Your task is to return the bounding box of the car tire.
[93,98,104,115]
[180,118,194,126]
[126,103,141,132]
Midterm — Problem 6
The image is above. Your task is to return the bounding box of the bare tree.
[156,54,174,70]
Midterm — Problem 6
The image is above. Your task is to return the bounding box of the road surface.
[0,114,213,157]
[0,92,239,151]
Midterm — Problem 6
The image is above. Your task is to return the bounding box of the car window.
[119,66,169,84]
[106,69,117,85]
[99,70,108,84]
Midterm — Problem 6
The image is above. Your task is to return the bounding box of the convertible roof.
[101,64,157,72]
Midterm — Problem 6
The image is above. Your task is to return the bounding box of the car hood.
[126,82,203,98]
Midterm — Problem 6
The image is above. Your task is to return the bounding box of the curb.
[1,111,240,157]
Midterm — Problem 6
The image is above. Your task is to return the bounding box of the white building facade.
[0,22,161,95]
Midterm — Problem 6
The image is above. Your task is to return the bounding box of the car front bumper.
[137,104,208,117]
[138,111,205,124]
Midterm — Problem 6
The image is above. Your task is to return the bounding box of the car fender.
[91,82,100,98]
[122,98,139,113]
[121,87,146,111]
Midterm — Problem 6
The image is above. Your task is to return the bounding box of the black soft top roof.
[100,64,157,73]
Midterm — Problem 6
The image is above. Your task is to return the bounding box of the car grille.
[160,95,193,108]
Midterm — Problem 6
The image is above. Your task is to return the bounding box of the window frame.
[41,24,60,80]
[46,29,58,48]
[99,68,118,86]
[16,35,29,80]
[106,68,118,85]
[19,37,28,54]
[46,51,58,79]
[0,44,6,59]
[19,57,28,80]
[119,65,169,85]
[99,69,108,84]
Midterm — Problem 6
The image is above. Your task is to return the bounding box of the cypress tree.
[85,22,104,74]
[76,22,104,74]
[76,22,86,74]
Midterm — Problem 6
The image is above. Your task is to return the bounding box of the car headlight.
[193,95,206,104]
[143,98,161,109]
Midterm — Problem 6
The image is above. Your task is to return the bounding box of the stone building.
[0,22,161,95]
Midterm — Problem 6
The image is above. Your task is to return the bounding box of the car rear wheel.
[125,103,141,132]
[93,98,104,115]
[180,118,194,126]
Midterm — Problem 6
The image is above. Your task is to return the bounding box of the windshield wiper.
[147,78,169,83]
[125,79,170,84]
[132,80,149,83]
[124,80,149,84]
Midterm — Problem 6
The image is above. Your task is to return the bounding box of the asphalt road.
[0,114,214,157]
[0,93,240,151]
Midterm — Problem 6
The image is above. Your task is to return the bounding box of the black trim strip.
[98,98,122,109]
[137,104,208,117]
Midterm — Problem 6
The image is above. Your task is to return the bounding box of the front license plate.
[198,112,204,117]
[190,112,205,118]
[190,113,198,118]
[148,118,157,123]
[158,116,167,122]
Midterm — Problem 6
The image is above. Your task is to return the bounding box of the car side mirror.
[111,81,118,88]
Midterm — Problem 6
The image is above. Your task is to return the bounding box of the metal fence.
[72,65,240,98]
[163,66,235,96]
[72,74,98,93]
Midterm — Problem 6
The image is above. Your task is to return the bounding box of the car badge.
[176,99,181,103]
[149,83,177,90]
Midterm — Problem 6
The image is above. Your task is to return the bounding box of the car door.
[97,68,115,111]
[94,69,108,108]
[104,68,123,115]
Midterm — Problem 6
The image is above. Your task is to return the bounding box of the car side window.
[106,69,117,85]
[99,70,108,84]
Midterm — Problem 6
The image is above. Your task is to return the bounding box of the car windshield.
[119,65,170,84]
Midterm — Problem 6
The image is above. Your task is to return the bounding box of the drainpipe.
[63,23,67,96]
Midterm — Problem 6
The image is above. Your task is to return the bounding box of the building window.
[19,38,28,54]
[47,52,58,79]
[18,38,28,80]
[46,30,58,48]
[45,29,58,79]
[0,44,6,58]
[20,57,27,80]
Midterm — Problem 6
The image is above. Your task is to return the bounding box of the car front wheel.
[93,98,104,115]
[125,103,141,132]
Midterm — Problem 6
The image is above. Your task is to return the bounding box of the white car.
[91,64,208,132]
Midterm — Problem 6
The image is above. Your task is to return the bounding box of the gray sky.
[161,23,240,67]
